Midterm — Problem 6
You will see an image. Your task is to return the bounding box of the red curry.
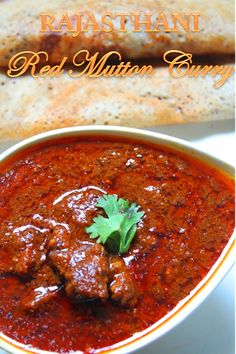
[0,137,234,354]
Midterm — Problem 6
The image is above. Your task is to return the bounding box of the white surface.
[0,119,235,354]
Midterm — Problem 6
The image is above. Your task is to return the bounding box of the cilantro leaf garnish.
[86,194,144,254]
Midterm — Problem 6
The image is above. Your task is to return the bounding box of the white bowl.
[0,126,235,354]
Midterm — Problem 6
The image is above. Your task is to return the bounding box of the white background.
[0,120,235,354]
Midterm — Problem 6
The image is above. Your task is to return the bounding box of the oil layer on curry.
[0,138,234,354]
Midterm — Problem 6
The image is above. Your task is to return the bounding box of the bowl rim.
[0,125,235,354]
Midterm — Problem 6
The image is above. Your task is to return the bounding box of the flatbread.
[0,0,234,67]
[0,64,234,141]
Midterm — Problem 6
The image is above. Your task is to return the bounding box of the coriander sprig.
[86,194,144,254]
